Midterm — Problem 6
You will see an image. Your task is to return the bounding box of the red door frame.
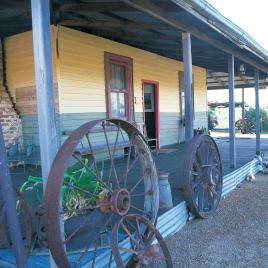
[142,80,160,149]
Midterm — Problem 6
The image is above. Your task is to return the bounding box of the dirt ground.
[166,173,268,268]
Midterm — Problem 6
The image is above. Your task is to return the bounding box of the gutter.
[171,0,268,63]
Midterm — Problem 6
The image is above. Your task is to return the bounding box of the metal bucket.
[158,172,173,210]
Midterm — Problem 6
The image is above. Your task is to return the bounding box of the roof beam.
[60,2,135,12]
[90,29,180,41]
[60,1,180,13]
[59,19,171,30]
[120,0,268,74]
[207,70,228,88]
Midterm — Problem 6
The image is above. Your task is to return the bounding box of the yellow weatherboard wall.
[57,26,207,114]
[5,25,207,147]
[5,27,58,100]
[57,26,207,145]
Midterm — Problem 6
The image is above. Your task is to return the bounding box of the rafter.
[120,0,268,74]
[59,19,172,30]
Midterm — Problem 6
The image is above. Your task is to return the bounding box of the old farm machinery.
[0,119,223,267]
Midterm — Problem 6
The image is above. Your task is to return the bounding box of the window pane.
[111,92,126,118]
[110,63,126,90]
[144,93,152,110]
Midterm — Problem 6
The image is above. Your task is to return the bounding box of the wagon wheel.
[112,214,173,268]
[0,187,32,256]
[44,119,159,268]
[183,134,223,218]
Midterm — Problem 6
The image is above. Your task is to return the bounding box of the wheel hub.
[201,166,215,186]
[97,188,131,215]
[111,189,131,216]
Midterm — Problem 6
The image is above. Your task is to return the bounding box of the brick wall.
[0,40,23,149]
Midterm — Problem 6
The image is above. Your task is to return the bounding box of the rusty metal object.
[184,134,223,218]
[44,119,159,267]
[0,187,32,256]
[97,188,131,215]
[112,214,173,267]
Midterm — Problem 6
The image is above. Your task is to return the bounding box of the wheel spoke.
[64,181,98,198]
[129,174,146,194]
[102,122,120,188]
[108,250,113,268]
[91,239,98,267]
[130,204,145,214]
[85,133,100,179]
[192,179,202,189]
[63,216,96,245]
[196,147,203,166]
[130,192,146,197]
[197,184,205,211]
[121,222,140,247]
[204,143,210,165]
[203,187,210,210]
[123,135,135,187]
[72,153,111,191]
[193,160,202,171]
[74,213,114,267]
[208,186,218,197]
[135,217,142,238]
[191,170,199,177]
[119,247,138,254]
[107,123,121,186]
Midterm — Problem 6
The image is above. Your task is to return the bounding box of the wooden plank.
[255,69,260,155]
[31,0,59,267]
[182,32,193,142]
[228,54,236,168]
[15,84,59,114]
[0,124,27,267]
[59,20,171,30]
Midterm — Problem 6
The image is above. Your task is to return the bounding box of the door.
[142,81,159,148]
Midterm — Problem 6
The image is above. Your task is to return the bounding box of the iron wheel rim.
[183,134,223,218]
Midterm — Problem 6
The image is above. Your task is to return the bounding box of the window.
[105,53,133,121]
[178,71,195,125]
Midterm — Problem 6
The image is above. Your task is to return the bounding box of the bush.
[208,109,218,130]
[237,107,268,133]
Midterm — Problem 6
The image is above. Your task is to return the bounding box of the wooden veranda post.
[182,32,194,142]
[242,88,245,133]
[30,0,59,267]
[255,69,261,155]
[228,54,236,168]
[0,124,26,267]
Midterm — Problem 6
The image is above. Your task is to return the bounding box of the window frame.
[104,52,133,121]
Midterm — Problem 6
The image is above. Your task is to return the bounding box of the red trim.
[104,52,133,121]
[142,80,160,149]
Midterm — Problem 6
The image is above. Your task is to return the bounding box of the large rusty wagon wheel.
[0,187,32,256]
[44,119,159,268]
[184,134,223,218]
[112,214,173,268]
